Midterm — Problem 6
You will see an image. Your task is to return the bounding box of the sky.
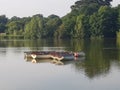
[0,0,119,18]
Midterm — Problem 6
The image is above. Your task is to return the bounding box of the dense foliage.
[0,0,120,39]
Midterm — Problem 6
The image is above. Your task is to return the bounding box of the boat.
[24,51,85,61]
[24,51,52,59]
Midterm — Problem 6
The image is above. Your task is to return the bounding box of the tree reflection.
[116,38,120,67]
[72,39,110,79]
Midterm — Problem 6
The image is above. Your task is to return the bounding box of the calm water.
[0,38,120,90]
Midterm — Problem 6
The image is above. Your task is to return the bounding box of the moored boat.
[24,51,85,61]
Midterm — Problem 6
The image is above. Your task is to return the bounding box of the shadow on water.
[1,38,120,79]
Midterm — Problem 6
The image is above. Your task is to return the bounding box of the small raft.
[24,51,85,61]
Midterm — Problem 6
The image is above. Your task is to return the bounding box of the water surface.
[0,39,120,90]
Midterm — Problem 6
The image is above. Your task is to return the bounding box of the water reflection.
[0,38,120,79]
[25,56,85,65]
[82,39,110,78]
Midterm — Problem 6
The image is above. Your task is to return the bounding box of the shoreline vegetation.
[0,34,24,39]
[0,0,120,39]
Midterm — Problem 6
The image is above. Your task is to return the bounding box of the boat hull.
[24,51,85,61]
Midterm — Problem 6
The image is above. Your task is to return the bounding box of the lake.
[0,38,120,90]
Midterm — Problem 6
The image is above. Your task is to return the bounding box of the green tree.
[118,5,120,31]
[98,6,118,37]
[43,15,62,38]
[10,16,21,22]
[54,13,76,39]
[6,21,23,35]
[89,12,103,38]
[74,14,90,38]
[74,15,85,38]
[0,0,119,39]
[71,0,112,15]
[6,16,31,36]
[0,15,8,33]
[90,6,117,38]
[24,14,44,39]
[54,24,66,39]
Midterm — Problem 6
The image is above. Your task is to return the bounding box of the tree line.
[0,0,120,39]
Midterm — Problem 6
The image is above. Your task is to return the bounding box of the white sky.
[0,0,119,18]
